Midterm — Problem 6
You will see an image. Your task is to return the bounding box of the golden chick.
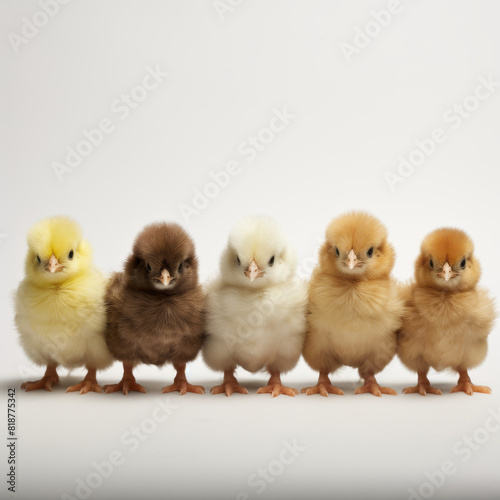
[398,228,496,396]
[302,211,403,397]
[15,216,113,393]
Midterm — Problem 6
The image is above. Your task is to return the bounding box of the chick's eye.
[460,258,466,269]
[335,246,340,257]
[236,256,241,265]
[268,256,275,267]
[36,255,41,264]
[178,261,184,272]
[429,259,434,269]
[68,249,74,260]
[146,263,152,272]
[367,247,374,258]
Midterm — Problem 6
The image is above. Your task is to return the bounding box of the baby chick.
[15,216,112,393]
[398,228,496,396]
[203,216,307,397]
[302,211,403,397]
[104,223,205,395]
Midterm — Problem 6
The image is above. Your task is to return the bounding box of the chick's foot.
[211,381,248,396]
[258,372,297,397]
[67,368,102,394]
[103,378,146,395]
[451,381,491,395]
[451,370,491,395]
[162,380,205,395]
[301,373,344,397]
[258,384,298,397]
[355,378,397,397]
[301,383,344,397]
[21,365,59,392]
[67,379,102,394]
[163,362,204,395]
[211,370,248,396]
[403,383,442,396]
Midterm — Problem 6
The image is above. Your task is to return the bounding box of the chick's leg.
[67,367,102,395]
[451,369,491,395]
[257,371,298,398]
[403,369,442,396]
[21,364,59,392]
[355,372,397,397]
[301,372,344,397]
[162,361,205,395]
[103,361,146,395]
[211,369,249,396]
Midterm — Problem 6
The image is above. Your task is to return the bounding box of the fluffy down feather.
[103,222,205,395]
[302,211,403,397]
[398,228,496,395]
[203,216,307,397]
[15,216,112,393]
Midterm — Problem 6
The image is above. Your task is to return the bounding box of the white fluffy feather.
[202,216,307,374]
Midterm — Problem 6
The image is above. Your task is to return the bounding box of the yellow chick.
[302,211,403,397]
[398,228,496,396]
[15,216,113,393]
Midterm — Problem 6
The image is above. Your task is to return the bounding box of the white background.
[1,1,500,499]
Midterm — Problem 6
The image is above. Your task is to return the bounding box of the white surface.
[1,1,500,499]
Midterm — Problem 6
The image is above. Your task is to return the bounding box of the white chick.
[203,216,307,397]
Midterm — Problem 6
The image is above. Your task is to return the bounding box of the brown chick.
[103,223,205,395]
[398,228,496,396]
[302,211,403,397]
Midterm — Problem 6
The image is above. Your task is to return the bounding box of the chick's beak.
[438,262,453,281]
[46,254,64,273]
[346,249,358,270]
[244,259,264,281]
[159,269,173,286]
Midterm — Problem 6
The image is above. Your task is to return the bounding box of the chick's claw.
[103,378,146,395]
[257,384,298,397]
[162,381,205,395]
[403,384,442,396]
[451,382,491,396]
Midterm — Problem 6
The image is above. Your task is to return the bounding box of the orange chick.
[302,211,403,397]
[398,228,496,396]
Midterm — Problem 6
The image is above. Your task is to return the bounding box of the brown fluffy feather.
[104,223,205,394]
[398,228,496,395]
